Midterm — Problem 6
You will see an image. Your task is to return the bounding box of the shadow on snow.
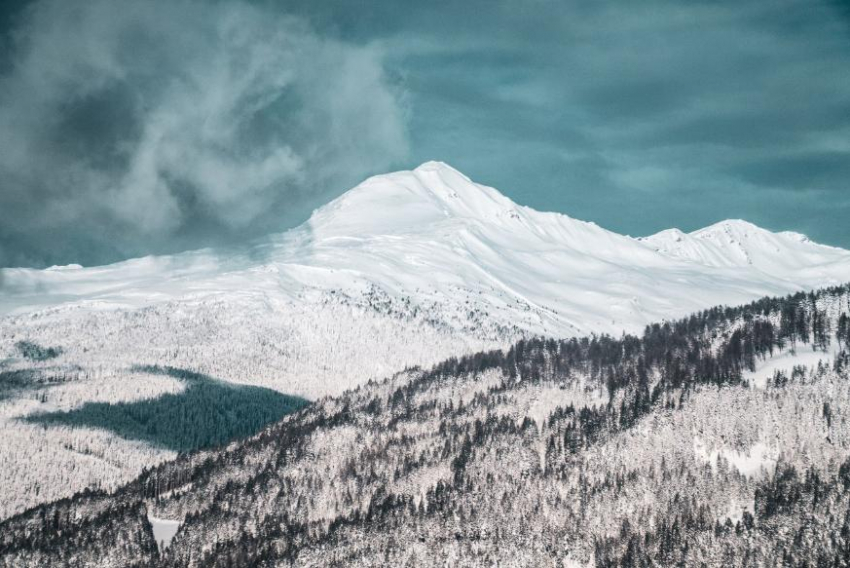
[25,365,309,452]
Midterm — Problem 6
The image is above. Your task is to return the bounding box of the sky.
[0,0,849,268]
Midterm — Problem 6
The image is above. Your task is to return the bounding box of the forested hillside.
[2,284,850,567]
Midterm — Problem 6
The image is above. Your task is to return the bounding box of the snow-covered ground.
[693,437,777,479]
[5,161,849,403]
[148,514,181,550]
[744,341,842,389]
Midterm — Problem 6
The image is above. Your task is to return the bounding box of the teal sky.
[1,0,849,267]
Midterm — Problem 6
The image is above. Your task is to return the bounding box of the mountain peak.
[307,162,519,238]
[696,220,811,246]
[641,217,848,272]
[694,219,767,240]
[413,160,468,177]
[644,228,687,243]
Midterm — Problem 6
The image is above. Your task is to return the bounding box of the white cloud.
[0,0,408,266]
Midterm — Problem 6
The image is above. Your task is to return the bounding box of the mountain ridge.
[3,161,849,320]
[641,214,849,274]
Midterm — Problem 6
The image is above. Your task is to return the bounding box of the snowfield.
[147,514,181,551]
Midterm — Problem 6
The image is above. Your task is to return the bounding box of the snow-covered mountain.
[2,162,850,520]
[640,220,849,276]
[3,160,850,403]
[3,161,850,334]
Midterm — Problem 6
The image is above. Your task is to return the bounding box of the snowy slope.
[641,220,850,278]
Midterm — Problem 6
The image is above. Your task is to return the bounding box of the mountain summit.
[312,161,510,229]
[642,218,847,275]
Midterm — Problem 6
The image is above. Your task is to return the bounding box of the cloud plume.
[0,0,408,267]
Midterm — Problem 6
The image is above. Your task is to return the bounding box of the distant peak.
[691,220,775,243]
[643,228,687,241]
[644,221,770,243]
[695,219,767,233]
[413,161,466,176]
[411,161,475,188]
[702,219,761,231]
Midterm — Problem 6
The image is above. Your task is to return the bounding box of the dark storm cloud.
[362,0,850,244]
[0,0,407,267]
[733,152,850,192]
